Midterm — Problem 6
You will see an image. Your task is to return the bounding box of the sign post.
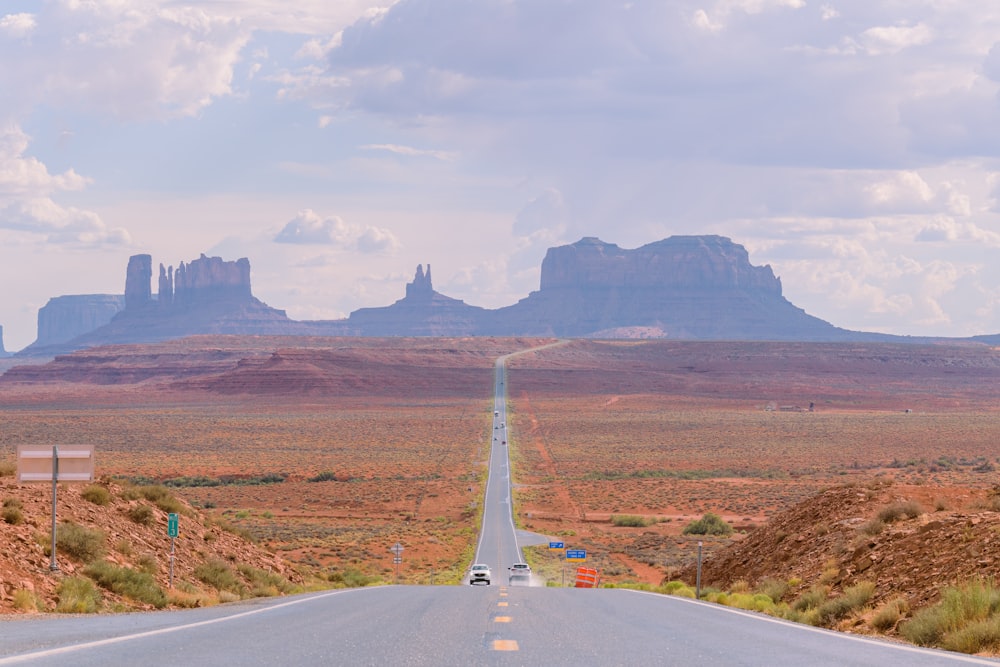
[168,513,179,588]
[17,445,95,571]
[389,542,404,582]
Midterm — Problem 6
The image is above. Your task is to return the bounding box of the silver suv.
[469,563,491,585]
[508,562,531,584]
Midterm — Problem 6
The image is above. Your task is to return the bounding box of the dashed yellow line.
[492,640,519,651]
[495,616,511,623]
[497,601,508,607]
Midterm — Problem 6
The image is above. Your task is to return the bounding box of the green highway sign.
[167,512,179,537]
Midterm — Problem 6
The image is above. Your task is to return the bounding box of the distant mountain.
[12,236,980,356]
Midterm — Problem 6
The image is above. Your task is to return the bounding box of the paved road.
[1,350,996,665]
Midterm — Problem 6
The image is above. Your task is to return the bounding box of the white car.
[508,562,531,584]
[469,563,491,585]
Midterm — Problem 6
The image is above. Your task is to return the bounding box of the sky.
[2,1,1000,351]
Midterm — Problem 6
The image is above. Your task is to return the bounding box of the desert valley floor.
[1,336,1000,635]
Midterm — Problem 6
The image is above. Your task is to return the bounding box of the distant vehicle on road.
[509,563,530,584]
[495,411,499,417]
[469,563,491,585]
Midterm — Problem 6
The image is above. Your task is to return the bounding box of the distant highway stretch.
[1,347,995,666]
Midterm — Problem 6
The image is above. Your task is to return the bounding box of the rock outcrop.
[34,295,125,347]
[342,264,488,336]
[16,236,941,357]
[124,254,153,310]
[484,236,858,341]
[21,254,298,355]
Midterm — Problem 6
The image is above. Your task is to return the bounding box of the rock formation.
[124,254,153,310]
[16,236,944,357]
[34,295,125,347]
[344,264,487,336]
[483,236,856,341]
[21,253,297,355]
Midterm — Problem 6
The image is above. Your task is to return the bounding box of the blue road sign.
[565,549,587,561]
[548,541,565,550]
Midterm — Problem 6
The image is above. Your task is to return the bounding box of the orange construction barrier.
[574,567,600,588]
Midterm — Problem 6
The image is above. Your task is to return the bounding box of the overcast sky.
[2,1,1000,350]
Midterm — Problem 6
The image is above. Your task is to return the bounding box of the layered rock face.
[486,236,849,340]
[540,236,781,293]
[35,295,125,347]
[124,255,152,310]
[23,254,296,354]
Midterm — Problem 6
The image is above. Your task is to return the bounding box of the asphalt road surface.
[1,350,996,666]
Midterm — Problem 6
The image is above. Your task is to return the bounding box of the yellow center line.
[495,616,511,623]
[497,601,508,607]
[492,640,519,651]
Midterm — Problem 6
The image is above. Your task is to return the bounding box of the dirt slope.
[0,475,298,613]
[685,481,1000,625]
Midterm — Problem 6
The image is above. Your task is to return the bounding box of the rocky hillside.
[0,470,300,614]
[684,481,1000,637]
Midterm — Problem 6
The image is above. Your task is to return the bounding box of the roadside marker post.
[168,513,179,588]
[696,541,703,600]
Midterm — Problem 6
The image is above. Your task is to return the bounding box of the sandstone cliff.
[484,236,857,341]
[21,254,297,355]
[35,295,125,347]
[16,236,939,357]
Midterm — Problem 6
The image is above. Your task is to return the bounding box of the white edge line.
[0,588,368,664]
[623,589,1000,665]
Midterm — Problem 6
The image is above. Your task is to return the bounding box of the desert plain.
[1,336,1000,606]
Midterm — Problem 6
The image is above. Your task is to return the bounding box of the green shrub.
[194,559,246,596]
[55,522,105,562]
[137,485,185,514]
[610,514,653,527]
[238,564,298,597]
[3,506,24,525]
[876,501,923,524]
[941,616,1000,654]
[81,484,111,506]
[858,519,885,536]
[127,504,156,526]
[56,576,101,613]
[12,588,39,612]
[682,512,733,536]
[815,581,875,626]
[136,553,158,575]
[0,460,15,477]
[327,567,379,588]
[84,561,167,608]
[872,597,910,631]
[757,577,790,603]
[901,579,1000,647]
[792,586,828,613]
[3,498,24,523]
[307,471,338,483]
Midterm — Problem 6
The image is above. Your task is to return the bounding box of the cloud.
[0,123,128,246]
[0,4,251,120]
[513,189,567,237]
[360,143,457,161]
[274,208,399,253]
[0,13,36,39]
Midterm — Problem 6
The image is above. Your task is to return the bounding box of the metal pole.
[50,445,59,572]
[169,536,175,588]
[696,541,703,600]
